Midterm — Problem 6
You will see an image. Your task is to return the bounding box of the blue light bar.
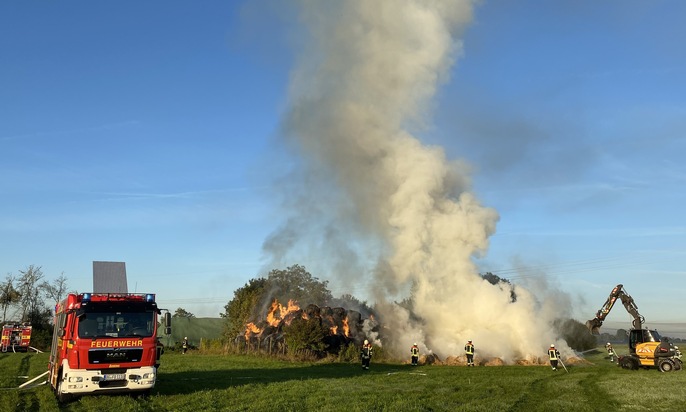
[145,294,155,303]
[82,293,92,302]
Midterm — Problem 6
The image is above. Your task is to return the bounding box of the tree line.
[6,263,655,354]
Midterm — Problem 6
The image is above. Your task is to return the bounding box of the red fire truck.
[48,292,171,402]
[1,322,32,352]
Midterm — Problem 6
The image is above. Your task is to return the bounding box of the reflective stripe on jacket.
[548,349,559,360]
[465,344,474,355]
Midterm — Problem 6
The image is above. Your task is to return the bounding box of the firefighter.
[360,339,373,370]
[548,344,560,371]
[465,340,475,366]
[410,342,419,366]
[605,342,615,362]
[182,336,189,354]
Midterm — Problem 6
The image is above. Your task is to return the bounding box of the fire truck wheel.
[658,359,675,373]
[56,377,73,403]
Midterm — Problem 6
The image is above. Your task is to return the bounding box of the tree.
[40,272,69,305]
[267,264,332,307]
[330,293,374,317]
[283,316,329,353]
[173,308,195,318]
[17,265,45,322]
[24,306,54,351]
[1,274,21,323]
[221,278,268,340]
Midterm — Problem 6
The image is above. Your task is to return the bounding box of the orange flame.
[266,300,281,327]
[244,322,261,340]
[247,298,304,333]
[330,325,338,335]
[342,317,350,337]
[265,299,301,327]
[282,299,300,317]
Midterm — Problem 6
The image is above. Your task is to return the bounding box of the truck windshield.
[78,311,155,338]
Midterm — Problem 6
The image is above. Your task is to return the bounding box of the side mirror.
[164,312,172,335]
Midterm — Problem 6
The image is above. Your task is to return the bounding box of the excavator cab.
[628,329,660,354]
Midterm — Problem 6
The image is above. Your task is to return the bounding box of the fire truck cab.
[48,292,171,402]
[1,322,32,352]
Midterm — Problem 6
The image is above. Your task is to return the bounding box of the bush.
[337,342,359,363]
[29,327,52,352]
[199,338,226,354]
[283,317,329,354]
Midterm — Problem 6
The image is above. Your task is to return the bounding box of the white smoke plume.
[263,0,571,362]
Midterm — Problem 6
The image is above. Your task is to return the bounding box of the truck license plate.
[103,373,126,381]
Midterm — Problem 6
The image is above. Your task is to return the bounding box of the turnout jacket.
[361,344,373,359]
[465,343,474,355]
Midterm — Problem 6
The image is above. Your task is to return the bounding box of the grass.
[0,348,684,411]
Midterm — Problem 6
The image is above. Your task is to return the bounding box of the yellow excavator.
[586,284,682,372]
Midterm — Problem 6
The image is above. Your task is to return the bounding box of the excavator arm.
[586,284,645,335]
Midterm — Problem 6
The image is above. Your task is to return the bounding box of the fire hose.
[0,372,48,392]
[18,371,48,390]
[558,358,569,373]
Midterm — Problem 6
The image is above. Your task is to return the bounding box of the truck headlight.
[68,377,83,383]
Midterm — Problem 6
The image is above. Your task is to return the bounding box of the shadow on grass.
[154,362,408,395]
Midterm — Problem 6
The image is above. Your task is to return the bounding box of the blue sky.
[2,1,684,334]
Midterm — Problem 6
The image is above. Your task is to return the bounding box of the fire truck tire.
[56,376,73,403]
[658,359,675,373]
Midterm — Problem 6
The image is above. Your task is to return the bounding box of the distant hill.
[160,317,224,347]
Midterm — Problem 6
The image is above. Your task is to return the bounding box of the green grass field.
[1,349,684,411]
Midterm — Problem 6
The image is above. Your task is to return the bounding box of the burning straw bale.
[482,358,505,366]
[443,356,463,366]
[443,355,502,366]
[241,300,373,354]
[563,356,590,365]
[420,353,443,365]
[305,304,320,318]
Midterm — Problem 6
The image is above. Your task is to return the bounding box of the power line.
[483,255,659,281]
